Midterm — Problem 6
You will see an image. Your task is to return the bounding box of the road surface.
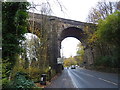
[46,67,119,88]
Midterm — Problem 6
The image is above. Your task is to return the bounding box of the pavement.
[45,67,119,89]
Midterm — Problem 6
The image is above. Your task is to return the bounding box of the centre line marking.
[98,78,118,86]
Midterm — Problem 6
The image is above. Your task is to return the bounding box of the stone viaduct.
[28,12,98,71]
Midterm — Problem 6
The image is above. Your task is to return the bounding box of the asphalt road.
[46,67,119,88]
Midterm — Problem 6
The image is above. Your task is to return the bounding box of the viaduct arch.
[28,12,97,72]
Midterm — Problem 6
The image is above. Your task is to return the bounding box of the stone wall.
[28,12,98,69]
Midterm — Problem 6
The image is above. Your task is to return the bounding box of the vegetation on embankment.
[90,11,120,70]
[90,11,120,73]
[86,1,120,72]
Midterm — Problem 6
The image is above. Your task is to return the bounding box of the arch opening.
[59,27,86,68]
[59,27,85,58]
[61,37,81,58]
[22,33,40,62]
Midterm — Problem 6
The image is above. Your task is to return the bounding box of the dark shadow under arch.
[60,27,85,44]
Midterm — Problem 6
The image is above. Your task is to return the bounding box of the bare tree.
[87,0,119,23]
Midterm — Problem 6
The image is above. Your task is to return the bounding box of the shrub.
[7,72,37,89]
[95,55,118,68]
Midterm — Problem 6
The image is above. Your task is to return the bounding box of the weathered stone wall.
[28,12,98,69]
[84,48,94,65]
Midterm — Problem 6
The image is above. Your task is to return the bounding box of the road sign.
[57,58,63,64]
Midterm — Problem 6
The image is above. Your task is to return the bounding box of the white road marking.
[67,70,78,88]
[70,70,90,86]
[78,68,118,86]
[98,78,118,86]
[69,69,118,87]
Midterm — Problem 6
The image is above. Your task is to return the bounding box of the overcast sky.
[27,0,117,58]
[28,0,101,22]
